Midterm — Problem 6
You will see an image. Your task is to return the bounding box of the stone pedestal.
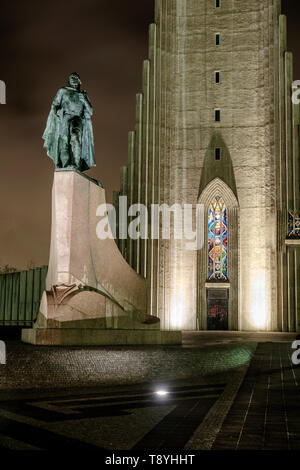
[22,170,181,345]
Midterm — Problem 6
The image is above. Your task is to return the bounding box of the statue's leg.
[59,137,70,167]
[60,118,71,167]
[70,117,83,168]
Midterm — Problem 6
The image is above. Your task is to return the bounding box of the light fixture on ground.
[155,390,169,397]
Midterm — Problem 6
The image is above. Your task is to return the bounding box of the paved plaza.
[0,332,298,451]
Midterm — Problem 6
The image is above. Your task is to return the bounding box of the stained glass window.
[208,197,228,280]
[288,211,300,238]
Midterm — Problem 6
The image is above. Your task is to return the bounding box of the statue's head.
[68,73,81,90]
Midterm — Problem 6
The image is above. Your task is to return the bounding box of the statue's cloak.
[42,89,95,172]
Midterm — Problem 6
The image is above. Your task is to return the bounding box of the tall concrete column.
[147,23,157,316]
[119,166,128,259]
[127,131,135,268]
[133,93,143,274]
[141,60,150,279]
[279,15,288,331]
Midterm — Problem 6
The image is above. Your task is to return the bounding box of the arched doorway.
[197,178,239,330]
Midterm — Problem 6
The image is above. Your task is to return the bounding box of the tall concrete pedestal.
[22,170,181,345]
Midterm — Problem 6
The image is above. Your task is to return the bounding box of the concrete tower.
[115,0,300,332]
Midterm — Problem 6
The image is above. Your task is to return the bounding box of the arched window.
[288,211,300,238]
[208,196,228,280]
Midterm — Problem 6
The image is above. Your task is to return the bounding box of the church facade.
[114,0,300,332]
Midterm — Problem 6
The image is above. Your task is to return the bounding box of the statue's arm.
[51,88,64,116]
[80,91,93,118]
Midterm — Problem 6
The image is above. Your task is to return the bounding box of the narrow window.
[215,148,221,160]
[215,71,220,84]
[215,109,221,122]
[216,0,221,7]
[215,33,220,46]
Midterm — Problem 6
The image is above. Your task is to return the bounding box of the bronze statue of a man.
[43,73,96,172]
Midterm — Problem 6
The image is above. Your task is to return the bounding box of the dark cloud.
[0,0,299,269]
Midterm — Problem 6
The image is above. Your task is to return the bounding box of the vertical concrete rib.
[285,52,294,330]
[147,23,157,315]
[296,247,300,332]
[292,85,300,332]
[112,190,120,250]
[285,52,293,211]
[279,16,287,213]
[133,93,143,274]
[292,102,300,213]
[127,131,135,267]
[292,102,300,332]
[141,60,150,279]
[279,15,288,331]
[120,166,128,259]
[152,0,163,319]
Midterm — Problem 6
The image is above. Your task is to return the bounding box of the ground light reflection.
[155,389,169,397]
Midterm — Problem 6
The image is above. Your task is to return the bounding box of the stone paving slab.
[185,366,249,450]
[212,342,300,450]
[0,332,298,450]
[0,378,231,450]
[0,339,256,390]
[183,331,298,347]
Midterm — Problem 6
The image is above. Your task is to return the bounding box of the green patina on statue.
[43,73,96,172]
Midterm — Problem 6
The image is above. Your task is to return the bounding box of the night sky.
[0,0,299,270]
